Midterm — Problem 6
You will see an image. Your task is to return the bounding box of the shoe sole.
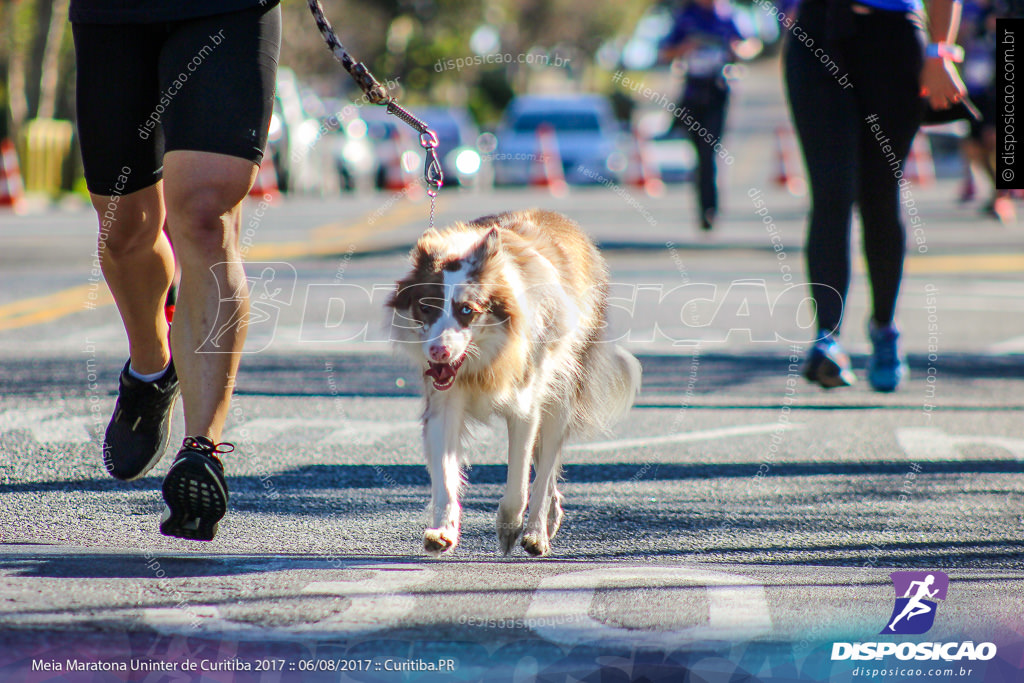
[160,455,227,541]
[804,356,855,389]
[104,394,179,482]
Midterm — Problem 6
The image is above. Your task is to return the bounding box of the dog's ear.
[410,228,441,263]
[387,277,414,310]
[471,228,500,263]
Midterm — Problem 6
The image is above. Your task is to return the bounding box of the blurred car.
[320,98,378,194]
[633,112,697,184]
[267,67,338,196]
[334,115,378,193]
[491,94,629,186]
[360,107,424,191]
[413,107,492,190]
[644,135,697,184]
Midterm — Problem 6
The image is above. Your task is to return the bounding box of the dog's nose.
[429,345,451,363]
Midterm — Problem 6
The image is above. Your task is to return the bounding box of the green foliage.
[282,0,649,123]
[0,0,652,140]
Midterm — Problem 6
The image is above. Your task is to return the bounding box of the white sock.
[128,362,170,383]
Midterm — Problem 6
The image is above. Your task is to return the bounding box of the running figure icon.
[881,570,949,635]
[888,574,938,631]
[200,262,296,354]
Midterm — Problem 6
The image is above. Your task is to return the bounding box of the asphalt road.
[1,66,1023,682]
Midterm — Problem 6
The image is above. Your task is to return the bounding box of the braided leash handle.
[306,0,443,195]
[306,0,389,105]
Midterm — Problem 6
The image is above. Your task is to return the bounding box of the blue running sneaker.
[802,335,856,388]
[868,323,908,392]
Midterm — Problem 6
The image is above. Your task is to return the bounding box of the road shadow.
[2,458,1021,497]
[4,456,1020,569]
[5,352,1022,398]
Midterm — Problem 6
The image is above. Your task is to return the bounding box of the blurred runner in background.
[659,0,743,231]
[957,1,1011,221]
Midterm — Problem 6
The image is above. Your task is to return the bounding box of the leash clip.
[420,130,444,197]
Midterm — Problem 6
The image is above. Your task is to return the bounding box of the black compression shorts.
[72,2,281,197]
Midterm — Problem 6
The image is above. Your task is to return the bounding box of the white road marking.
[0,409,421,448]
[222,418,419,446]
[301,564,435,631]
[897,427,1024,461]
[140,563,435,640]
[989,334,1024,355]
[0,408,92,444]
[525,567,772,649]
[142,604,220,630]
[568,423,801,453]
[140,563,772,646]
[0,322,126,354]
[320,421,421,446]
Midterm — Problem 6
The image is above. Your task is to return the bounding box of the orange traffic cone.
[0,139,26,212]
[249,150,280,202]
[624,128,665,197]
[774,126,806,197]
[530,123,568,197]
[904,133,935,187]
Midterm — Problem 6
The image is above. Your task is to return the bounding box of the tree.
[37,0,70,120]
[1,0,75,140]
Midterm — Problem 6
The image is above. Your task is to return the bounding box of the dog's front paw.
[496,504,524,555]
[521,532,551,557]
[424,528,458,555]
[497,519,523,555]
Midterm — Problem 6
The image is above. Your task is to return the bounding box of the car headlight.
[268,113,282,142]
[605,151,628,174]
[345,119,367,139]
[342,141,369,166]
[455,149,482,176]
[295,119,322,148]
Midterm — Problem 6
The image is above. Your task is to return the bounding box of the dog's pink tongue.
[426,363,457,382]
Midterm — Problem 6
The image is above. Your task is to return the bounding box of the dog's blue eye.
[460,305,475,316]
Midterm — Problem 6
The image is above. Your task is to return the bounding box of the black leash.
[306,0,444,218]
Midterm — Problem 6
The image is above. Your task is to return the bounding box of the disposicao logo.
[831,570,998,663]
[881,571,948,635]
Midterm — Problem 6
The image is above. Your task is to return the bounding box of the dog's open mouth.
[425,355,465,391]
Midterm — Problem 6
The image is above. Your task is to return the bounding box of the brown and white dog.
[387,210,641,556]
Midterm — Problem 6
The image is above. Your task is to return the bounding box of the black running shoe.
[160,436,232,541]
[103,360,179,481]
[700,208,716,231]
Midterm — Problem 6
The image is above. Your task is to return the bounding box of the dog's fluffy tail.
[573,344,642,435]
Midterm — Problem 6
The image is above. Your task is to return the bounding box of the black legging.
[784,1,924,335]
[685,82,728,220]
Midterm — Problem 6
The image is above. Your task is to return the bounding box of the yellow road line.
[852,253,1024,275]
[0,283,96,318]
[0,284,113,331]
[0,195,442,332]
[904,253,1024,274]
[243,197,432,261]
[7,199,1007,333]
